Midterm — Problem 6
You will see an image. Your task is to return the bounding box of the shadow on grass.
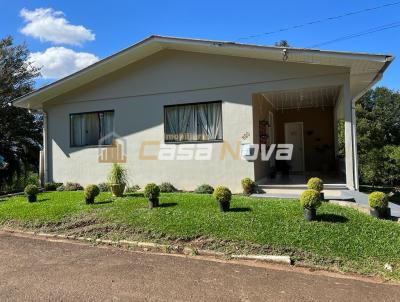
[229,207,252,212]
[316,213,348,223]
[158,202,178,208]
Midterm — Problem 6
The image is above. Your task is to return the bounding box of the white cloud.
[29,47,99,79]
[20,8,95,46]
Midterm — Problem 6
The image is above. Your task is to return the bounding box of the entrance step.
[252,188,354,201]
[258,184,348,190]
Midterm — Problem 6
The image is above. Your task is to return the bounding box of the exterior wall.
[275,107,335,172]
[43,49,350,192]
[252,94,275,180]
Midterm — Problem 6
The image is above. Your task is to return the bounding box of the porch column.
[42,110,49,184]
[351,99,359,190]
[343,82,356,190]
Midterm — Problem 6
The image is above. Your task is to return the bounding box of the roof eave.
[13,35,394,109]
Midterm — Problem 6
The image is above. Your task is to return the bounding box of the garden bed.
[0,191,399,280]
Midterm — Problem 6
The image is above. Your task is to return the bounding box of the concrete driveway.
[0,231,399,302]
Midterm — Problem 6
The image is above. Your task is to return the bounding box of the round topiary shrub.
[24,184,39,202]
[213,186,232,203]
[307,177,323,192]
[300,189,322,209]
[195,184,214,194]
[144,183,160,200]
[84,184,100,204]
[368,191,388,209]
[213,186,232,212]
[144,183,160,209]
[241,177,256,194]
[159,182,177,193]
[24,184,39,196]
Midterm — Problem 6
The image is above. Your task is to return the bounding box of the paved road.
[0,231,399,301]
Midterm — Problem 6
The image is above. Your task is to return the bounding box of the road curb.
[1,228,292,265]
[231,254,292,265]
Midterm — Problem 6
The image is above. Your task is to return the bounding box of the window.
[164,101,223,143]
[70,110,114,147]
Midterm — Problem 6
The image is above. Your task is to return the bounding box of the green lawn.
[1,191,400,279]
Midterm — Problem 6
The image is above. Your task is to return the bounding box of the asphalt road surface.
[0,231,399,301]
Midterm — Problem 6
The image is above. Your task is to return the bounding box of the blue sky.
[1,0,399,89]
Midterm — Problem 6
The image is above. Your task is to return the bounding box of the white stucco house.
[13,36,393,192]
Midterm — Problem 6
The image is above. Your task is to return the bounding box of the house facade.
[14,36,393,192]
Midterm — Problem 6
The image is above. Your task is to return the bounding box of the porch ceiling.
[261,86,341,109]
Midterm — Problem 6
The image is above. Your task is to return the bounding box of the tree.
[0,36,42,188]
[355,87,400,186]
[274,40,290,47]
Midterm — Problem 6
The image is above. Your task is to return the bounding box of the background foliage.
[0,36,42,192]
[339,87,400,186]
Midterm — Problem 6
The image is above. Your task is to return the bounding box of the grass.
[1,191,400,279]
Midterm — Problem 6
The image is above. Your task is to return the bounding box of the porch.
[252,84,356,189]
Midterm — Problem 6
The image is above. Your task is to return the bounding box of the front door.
[284,122,304,172]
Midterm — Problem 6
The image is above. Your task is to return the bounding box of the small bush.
[44,182,63,191]
[307,177,324,192]
[241,177,256,194]
[159,182,177,193]
[126,185,140,193]
[144,183,160,200]
[98,182,110,192]
[64,182,83,191]
[195,184,214,194]
[213,186,232,203]
[25,172,40,187]
[84,184,100,200]
[54,182,83,191]
[369,191,388,209]
[300,189,322,209]
[24,184,39,196]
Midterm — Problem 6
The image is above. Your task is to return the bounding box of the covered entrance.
[253,85,347,188]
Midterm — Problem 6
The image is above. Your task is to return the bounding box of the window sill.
[164,140,223,145]
[69,144,113,148]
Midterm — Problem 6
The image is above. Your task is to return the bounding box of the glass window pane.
[71,111,114,146]
[164,102,222,143]
[99,112,114,144]
[71,114,83,146]
[165,107,179,142]
[197,102,222,141]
